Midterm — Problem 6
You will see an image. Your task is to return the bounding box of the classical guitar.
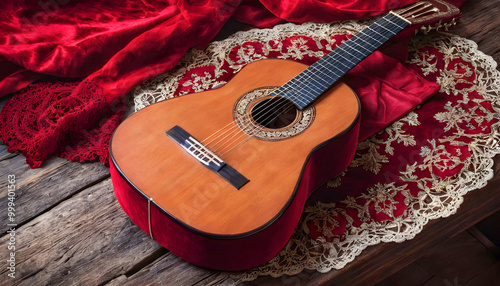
[110,0,459,271]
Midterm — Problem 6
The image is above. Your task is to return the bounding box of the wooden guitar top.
[111,59,359,236]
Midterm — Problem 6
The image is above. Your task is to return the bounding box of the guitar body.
[110,59,360,270]
[109,0,458,271]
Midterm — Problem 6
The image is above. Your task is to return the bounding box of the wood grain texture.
[377,228,500,286]
[252,157,500,286]
[453,0,500,63]
[376,262,432,286]
[0,153,110,234]
[0,98,17,161]
[104,252,234,286]
[464,260,500,286]
[0,80,110,235]
[417,231,498,285]
[0,142,19,162]
[0,178,164,286]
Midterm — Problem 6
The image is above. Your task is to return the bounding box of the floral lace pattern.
[0,79,124,168]
[132,21,500,281]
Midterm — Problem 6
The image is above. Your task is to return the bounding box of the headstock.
[393,0,461,34]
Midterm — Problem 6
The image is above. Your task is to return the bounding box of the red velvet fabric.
[234,0,417,28]
[343,50,440,141]
[0,0,239,167]
[0,0,465,168]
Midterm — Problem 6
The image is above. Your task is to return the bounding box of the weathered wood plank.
[377,228,500,286]
[464,260,500,286]
[376,262,432,286]
[454,0,500,63]
[104,252,233,286]
[195,273,237,286]
[0,1,497,286]
[0,178,164,285]
[0,74,110,235]
[0,155,110,234]
[417,231,497,286]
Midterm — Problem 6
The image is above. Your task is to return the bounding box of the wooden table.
[0,0,498,285]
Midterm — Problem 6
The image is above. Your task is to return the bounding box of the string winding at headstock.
[392,0,461,34]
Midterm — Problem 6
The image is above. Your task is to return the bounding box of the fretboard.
[277,12,411,110]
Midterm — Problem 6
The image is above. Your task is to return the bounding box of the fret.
[364,26,392,42]
[383,16,406,29]
[347,38,374,54]
[280,12,410,110]
[313,64,339,77]
[349,37,379,56]
[373,21,398,35]
[308,65,341,83]
[281,78,323,103]
[360,28,384,45]
[308,82,328,97]
[290,71,331,90]
[320,62,348,77]
[298,77,328,96]
[327,53,353,70]
[287,81,317,101]
[337,45,363,61]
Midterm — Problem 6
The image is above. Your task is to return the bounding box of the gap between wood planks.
[0,153,111,234]
[0,172,111,240]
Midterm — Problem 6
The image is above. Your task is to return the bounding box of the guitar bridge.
[166,126,249,189]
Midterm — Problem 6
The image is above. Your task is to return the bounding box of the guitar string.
[210,15,407,157]
[203,33,379,152]
[210,48,357,154]
[208,15,405,157]
[198,15,406,157]
[199,15,400,148]
[217,24,404,157]
[215,50,405,155]
[200,14,405,150]
[205,57,343,153]
[199,18,395,148]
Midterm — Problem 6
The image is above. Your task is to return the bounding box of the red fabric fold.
[0,56,45,98]
[344,51,441,141]
[234,0,417,27]
[0,0,465,168]
[0,0,239,167]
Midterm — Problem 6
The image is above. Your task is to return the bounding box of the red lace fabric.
[0,80,124,167]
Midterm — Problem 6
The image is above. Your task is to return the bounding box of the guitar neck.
[278,12,411,110]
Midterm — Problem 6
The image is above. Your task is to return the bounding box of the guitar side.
[110,59,360,270]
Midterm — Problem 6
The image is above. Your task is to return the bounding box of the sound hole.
[251,97,298,129]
